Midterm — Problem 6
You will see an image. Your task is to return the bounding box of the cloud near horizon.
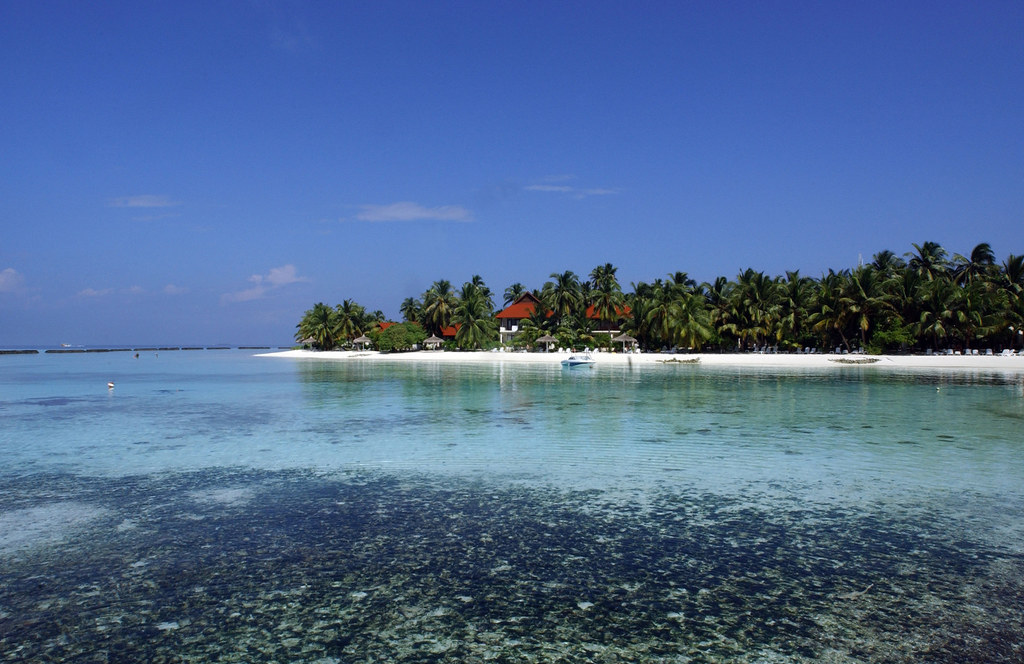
[222,264,308,303]
[0,267,24,293]
[352,201,473,222]
[108,195,181,208]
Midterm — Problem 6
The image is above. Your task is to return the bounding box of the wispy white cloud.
[78,287,113,297]
[108,195,181,208]
[525,177,620,199]
[222,264,308,304]
[223,286,265,303]
[0,267,24,293]
[524,185,574,193]
[263,265,307,287]
[353,202,473,222]
[163,284,188,295]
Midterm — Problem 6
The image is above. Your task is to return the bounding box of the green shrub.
[375,322,427,352]
[867,319,915,354]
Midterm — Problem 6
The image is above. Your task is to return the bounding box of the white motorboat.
[561,352,595,368]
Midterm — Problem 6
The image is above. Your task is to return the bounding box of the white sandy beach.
[261,348,1024,372]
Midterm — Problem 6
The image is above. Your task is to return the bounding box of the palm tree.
[776,271,813,350]
[470,275,494,311]
[564,309,596,349]
[955,280,1000,350]
[727,269,779,350]
[421,279,457,336]
[635,277,712,351]
[1003,254,1024,293]
[916,277,960,349]
[643,283,676,349]
[701,276,736,350]
[543,271,583,326]
[588,263,624,331]
[842,265,891,348]
[667,271,696,294]
[295,302,339,350]
[622,287,655,350]
[503,282,526,307]
[953,242,996,287]
[524,297,557,334]
[809,270,852,351]
[884,266,924,343]
[871,249,906,278]
[453,281,497,349]
[668,292,713,350]
[1001,255,1024,346]
[400,297,422,323]
[906,241,950,282]
[579,279,593,315]
[334,299,365,341]
[589,263,618,292]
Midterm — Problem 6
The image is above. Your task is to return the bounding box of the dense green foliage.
[295,300,382,351]
[297,242,1024,354]
[370,322,427,352]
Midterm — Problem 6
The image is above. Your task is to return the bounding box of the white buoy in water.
[107,381,115,389]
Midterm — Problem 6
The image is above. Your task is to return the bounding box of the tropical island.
[294,242,1024,357]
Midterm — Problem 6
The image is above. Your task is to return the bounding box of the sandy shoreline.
[260,348,1024,372]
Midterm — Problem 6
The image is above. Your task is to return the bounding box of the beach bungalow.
[495,292,544,344]
[584,303,631,336]
[495,292,630,344]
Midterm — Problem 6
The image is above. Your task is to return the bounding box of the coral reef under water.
[1,469,1022,663]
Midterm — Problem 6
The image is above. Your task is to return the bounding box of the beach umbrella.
[424,334,443,349]
[353,335,372,350]
[536,334,558,352]
[300,336,316,347]
[612,333,637,352]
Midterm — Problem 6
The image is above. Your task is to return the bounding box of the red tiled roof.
[585,304,631,319]
[495,292,542,319]
[440,324,461,337]
[378,321,397,330]
[495,292,630,321]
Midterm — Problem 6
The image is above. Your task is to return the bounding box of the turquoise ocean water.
[1,349,1022,661]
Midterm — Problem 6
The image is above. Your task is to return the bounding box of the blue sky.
[2,1,1022,346]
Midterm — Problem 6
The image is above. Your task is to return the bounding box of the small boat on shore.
[561,352,596,368]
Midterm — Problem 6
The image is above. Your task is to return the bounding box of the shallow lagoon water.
[1,350,1022,662]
